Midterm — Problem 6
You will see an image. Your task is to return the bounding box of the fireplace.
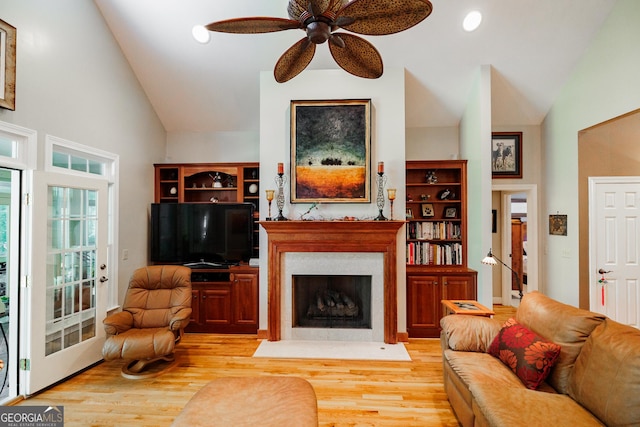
[260,220,404,343]
[293,275,372,329]
[284,252,383,341]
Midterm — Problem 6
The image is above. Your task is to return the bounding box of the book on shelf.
[406,242,463,266]
[406,221,461,240]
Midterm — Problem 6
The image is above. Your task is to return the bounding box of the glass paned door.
[0,168,20,404]
[24,172,107,396]
[45,187,98,356]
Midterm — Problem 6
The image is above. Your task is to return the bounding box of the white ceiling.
[94,0,617,133]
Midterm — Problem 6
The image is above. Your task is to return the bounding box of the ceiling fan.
[206,0,433,83]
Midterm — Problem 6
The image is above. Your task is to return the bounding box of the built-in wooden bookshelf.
[154,162,260,258]
[405,160,477,338]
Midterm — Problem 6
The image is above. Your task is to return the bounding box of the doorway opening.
[491,184,538,306]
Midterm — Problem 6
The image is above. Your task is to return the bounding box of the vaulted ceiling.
[94,0,617,133]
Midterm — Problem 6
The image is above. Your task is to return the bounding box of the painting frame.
[290,99,371,203]
[0,19,17,111]
[421,203,435,218]
[549,214,568,236]
[491,132,522,178]
[444,207,457,219]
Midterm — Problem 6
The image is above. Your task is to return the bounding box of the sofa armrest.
[103,311,134,335]
[170,307,192,331]
[440,315,501,352]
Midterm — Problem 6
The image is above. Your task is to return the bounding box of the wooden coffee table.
[441,300,495,317]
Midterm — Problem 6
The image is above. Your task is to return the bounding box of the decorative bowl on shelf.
[249,183,258,194]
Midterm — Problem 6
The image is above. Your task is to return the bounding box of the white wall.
[0,0,166,302]
[406,126,459,160]
[542,0,640,304]
[166,131,259,163]
[258,68,407,333]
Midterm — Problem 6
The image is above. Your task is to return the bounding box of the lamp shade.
[482,249,497,265]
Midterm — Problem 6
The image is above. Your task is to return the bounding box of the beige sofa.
[440,292,640,427]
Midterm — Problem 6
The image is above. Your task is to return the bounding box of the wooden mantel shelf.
[260,220,405,343]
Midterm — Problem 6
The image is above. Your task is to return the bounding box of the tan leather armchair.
[102,265,191,378]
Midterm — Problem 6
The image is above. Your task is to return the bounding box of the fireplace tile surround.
[260,220,405,344]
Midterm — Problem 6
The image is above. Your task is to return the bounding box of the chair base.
[120,354,176,380]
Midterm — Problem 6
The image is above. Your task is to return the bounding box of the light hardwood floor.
[15,305,516,427]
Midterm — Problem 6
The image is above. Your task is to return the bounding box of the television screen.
[150,203,254,266]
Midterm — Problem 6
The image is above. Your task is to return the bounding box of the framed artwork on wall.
[549,214,567,236]
[290,99,371,203]
[491,132,522,178]
[0,19,17,111]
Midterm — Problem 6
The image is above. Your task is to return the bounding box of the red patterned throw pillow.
[487,318,561,390]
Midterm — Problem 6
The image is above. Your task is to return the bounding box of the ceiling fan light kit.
[205,0,433,82]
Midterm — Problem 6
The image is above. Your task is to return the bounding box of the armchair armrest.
[169,307,192,331]
[103,311,134,335]
[440,315,501,352]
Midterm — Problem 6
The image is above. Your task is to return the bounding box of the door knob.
[99,276,108,283]
[100,264,107,270]
[598,268,612,274]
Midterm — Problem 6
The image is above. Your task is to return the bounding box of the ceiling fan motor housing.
[306,19,333,44]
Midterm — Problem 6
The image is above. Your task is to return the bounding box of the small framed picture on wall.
[491,132,522,179]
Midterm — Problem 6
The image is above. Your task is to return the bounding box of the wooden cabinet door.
[190,289,201,325]
[232,273,258,327]
[406,275,441,337]
[202,287,232,326]
[511,219,524,291]
[442,274,477,301]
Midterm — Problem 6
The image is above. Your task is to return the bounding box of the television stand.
[186,264,259,334]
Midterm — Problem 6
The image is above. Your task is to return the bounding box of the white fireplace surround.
[283,252,384,342]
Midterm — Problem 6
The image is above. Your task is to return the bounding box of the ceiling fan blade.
[205,17,302,34]
[337,0,432,36]
[328,33,383,79]
[288,0,344,20]
[309,0,332,16]
[274,38,317,83]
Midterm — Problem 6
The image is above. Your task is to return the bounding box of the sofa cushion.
[515,292,606,393]
[444,350,528,391]
[568,319,640,427]
[471,385,605,427]
[441,314,501,352]
[487,318,561,390]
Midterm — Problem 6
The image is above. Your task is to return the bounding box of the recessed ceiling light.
[192,25,210,44]
[463,11,482,32]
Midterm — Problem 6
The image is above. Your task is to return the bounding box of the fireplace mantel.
[260,220,405,343]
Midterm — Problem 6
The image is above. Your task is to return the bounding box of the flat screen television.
[150,203,254,267]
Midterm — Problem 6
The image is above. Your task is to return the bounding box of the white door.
[589,177,640,327]
[23,171,108,395]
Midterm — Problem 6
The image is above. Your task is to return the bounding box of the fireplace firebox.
[293,275,372,329]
